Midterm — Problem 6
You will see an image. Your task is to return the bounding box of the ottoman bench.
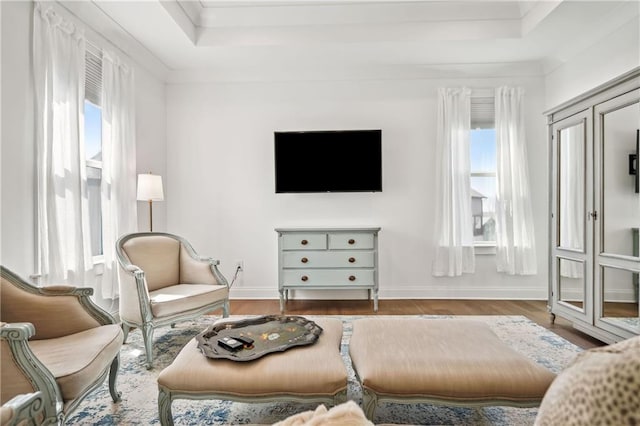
[157,317,348,426]
[349,318,556,421]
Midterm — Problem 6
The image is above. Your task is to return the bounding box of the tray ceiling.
[59,0,639,81]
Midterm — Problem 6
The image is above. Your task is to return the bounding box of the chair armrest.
[195,256,220,266]
[117,263,153,324]
[1,392,44,426]
[1,324,62,421]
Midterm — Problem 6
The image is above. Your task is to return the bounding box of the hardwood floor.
[229,299,606,349]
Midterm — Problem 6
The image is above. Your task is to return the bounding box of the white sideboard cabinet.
[547,67,640,343]
[275,227,381,312]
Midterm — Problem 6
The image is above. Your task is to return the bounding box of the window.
[470,96,496,245]
[85,43,103,258]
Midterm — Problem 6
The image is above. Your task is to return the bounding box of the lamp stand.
[149,200,154,232]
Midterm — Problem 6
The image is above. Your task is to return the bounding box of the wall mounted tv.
[274,129,382,193]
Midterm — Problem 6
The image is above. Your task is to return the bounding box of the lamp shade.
[137,174,164,201]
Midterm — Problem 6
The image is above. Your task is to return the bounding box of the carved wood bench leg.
[158,387,174,426]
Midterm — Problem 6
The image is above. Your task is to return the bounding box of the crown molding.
[165,61,545,84]
[162,1,199,43]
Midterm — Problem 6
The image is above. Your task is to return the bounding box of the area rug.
[66,315,582,425]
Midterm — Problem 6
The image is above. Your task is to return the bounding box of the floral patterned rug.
[66,315,582,425]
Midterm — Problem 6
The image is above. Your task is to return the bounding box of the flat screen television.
[274,129,382,193]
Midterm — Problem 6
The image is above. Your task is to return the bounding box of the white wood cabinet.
[276,227,380,312]
[547,67,640,343]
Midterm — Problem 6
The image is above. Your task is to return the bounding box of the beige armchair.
[0,266,123,425]
[115,232,230,369]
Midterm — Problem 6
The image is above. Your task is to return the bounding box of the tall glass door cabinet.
[547,68,640,343]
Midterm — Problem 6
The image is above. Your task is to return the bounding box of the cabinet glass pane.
[558,123,585,251]
[558,258,585,311]
[601,101,640,258]
[601,266,639,333]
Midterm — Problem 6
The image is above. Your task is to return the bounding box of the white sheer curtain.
[33,3,92,285]
[433,88,475,276]
[494,87,537,275]
[100,50,138,299]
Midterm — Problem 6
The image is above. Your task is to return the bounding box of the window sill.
[474,244,496,255]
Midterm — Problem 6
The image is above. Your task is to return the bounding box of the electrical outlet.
[234,260,244,271]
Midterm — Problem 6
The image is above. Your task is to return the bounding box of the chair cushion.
[157,318,347,396]
[349,318,555,403]
[534,335,640,426]
[122,236,180,291]
[149,284,229,318]
[29,324,123,402]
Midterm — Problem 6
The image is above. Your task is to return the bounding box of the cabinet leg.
[373,290,379,312]
[279,290,285,313]
[550,312,556,325]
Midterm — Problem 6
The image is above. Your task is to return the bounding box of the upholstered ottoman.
[157,318,348,426]
[349,318,556,420]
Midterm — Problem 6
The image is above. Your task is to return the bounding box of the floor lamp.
[137,173,164,232]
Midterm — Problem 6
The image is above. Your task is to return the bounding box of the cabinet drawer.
[283,251,374,268]
[281,233,327,250]
[282,269,374,287]
[328,233,374,250]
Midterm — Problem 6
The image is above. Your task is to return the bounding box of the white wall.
[545,15,640,110]
[1,1,35,277]
[166,76,549,300]
[0,2,166,308]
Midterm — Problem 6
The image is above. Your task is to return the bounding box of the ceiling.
[60,0,639,82]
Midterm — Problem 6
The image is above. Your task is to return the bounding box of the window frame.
[470,95,497,251]
[84,42,104,264]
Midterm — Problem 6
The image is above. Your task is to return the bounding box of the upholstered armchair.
[0,266,123,425]
[115,232,230,369]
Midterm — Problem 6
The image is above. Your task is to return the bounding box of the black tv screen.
[274,130,382,193]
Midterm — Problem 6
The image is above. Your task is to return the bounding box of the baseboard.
[229,286,548,300]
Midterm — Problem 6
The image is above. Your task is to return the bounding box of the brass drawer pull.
[349,275,356,281]
[348,239,355,245]
[301,275,309,282]
[301,239,308,245]
[301,257,308,263]
[348,257,356,263]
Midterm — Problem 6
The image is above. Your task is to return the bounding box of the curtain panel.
[432,87,476,276]
[494,87,537,275]
[33,3,92,285]
[100,51,137,299]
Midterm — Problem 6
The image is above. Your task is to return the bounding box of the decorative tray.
[195,315,323,361]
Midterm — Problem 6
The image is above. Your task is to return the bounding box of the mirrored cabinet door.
[558,121,587,252]
[550,111,593,321]
[598,266,639,335]
[594,90,640,338]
